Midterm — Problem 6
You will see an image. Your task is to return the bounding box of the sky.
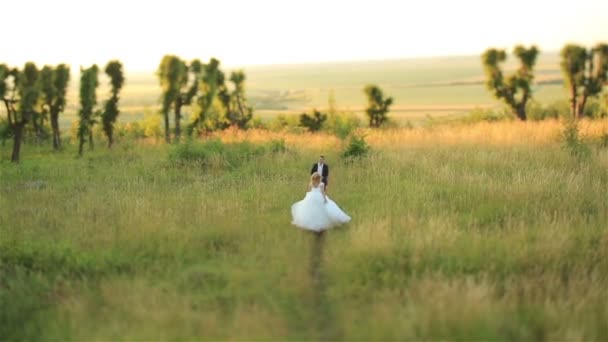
[3,0,607,72]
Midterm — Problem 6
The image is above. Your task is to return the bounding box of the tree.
[157,55,185,143]
[1,64,24,162]
[36,66,53,141]
[102,60,124,148]
[224,70,253,129]
[300,109,327,132]
[482,45,539,120]
[39,64,70,149]
[174,59,202,141]
[189,58,222,135]
[77,65,99,156]
[8,63,41,162]
[560,43,608,119]
[364,85,393,128]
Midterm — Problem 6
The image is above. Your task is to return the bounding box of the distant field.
[43,52,566,129]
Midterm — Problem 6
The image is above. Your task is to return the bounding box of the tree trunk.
[31,115,41,142]
[89,131,94,150]
[108,130,113,148]
[577,95,588,120]
[164,112,170,143]
[51,111,61,149]
[11,122,25,163]
[515,104,527,121]
[174,101,182,142]
[570,85,578,120]
[79,134,85,156]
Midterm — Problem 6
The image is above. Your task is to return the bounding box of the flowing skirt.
[291,191,351,232]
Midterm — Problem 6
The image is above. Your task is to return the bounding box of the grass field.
[2,119,608,340]
[51,52,567,129]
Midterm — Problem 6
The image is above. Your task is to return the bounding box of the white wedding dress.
[291,183,351,232]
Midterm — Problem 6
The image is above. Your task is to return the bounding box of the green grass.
[1,128,607,340]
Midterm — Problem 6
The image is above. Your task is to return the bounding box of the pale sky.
[3,0,607,72]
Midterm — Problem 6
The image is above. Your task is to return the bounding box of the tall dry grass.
[1,119,607,340]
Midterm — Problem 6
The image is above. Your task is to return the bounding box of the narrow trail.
[309,232,342,340]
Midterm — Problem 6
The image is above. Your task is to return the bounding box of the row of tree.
[482,43,608,121]
[2,42,606,162]
[75,62,125,155]
[156,55,253,143]
[1,63,72,161]
[1,61,125,162]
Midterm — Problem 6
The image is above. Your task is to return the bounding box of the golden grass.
[204,119,608,150]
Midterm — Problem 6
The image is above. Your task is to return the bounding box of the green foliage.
[268,114,302,132]
[462,107,512,123]
[0,64,7,98]
[102,60,124,148]
[299,109,327,132]
[526,100,568,121]
[482,45,539,120]
[18,62,40,123]
[561,43,608,119]
[77,65,99,156]
[561,119,591,160]
[323,111,362,139]
[341,134,370,159]
[364,85,393,128]
[248,116,267,130]
[168,139,285,169]
[224,70,253,129]
[0,116,11,145]
[189,58,223,135]
[157,55,186,142]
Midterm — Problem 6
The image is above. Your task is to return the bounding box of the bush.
[268,114,300,132]
[562,120,591,160]
[248,116,267,130]
[299,109,327,132]
[268,139,286,153]
[324,111,362,139]
[0,116,11,146]
[462,107,512,123]
[169,139,285,169]
[341,134,370,159]
[582,98,607,119]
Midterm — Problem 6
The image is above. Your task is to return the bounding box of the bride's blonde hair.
[310,172,322,186]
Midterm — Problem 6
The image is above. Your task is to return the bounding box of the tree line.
[1,61,124,162]
[156,56,253,143]
[1,42,607,163]
[482,43,608,121]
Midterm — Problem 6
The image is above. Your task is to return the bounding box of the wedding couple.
[291,155,351,232]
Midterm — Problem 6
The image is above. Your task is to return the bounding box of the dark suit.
[311,163,329,187]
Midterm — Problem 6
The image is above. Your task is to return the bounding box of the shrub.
[169,139,285,169]
[462,107,512,123]
[0,116,11,146]
[268,114,300,132]
[341,134,370,159]
[324,111,362,139]
[562,120,591,160]
[299,109,327,132]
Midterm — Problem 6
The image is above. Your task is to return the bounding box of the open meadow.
[2,119,608,340]
[56,53,566,129]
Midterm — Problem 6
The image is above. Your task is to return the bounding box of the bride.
[291,172,351,232]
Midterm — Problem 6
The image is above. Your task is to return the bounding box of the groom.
[311,155,329,189]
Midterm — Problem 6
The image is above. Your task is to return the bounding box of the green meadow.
[2,119,608,340]
[2,52,608,340]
